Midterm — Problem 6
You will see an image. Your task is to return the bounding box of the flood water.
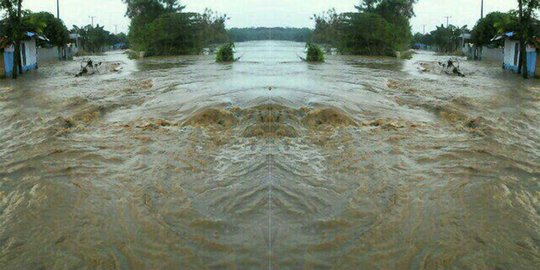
[1,41,539,269]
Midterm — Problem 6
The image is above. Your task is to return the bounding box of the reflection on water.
[1,41,539,269]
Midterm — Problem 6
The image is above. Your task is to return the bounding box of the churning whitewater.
[0,41,539,269]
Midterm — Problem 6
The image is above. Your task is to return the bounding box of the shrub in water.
[216,43,235,62]
[306,43,324,62]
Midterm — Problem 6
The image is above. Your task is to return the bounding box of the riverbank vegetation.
[70,25,128,53]
[305,43,324,62]
[412,25,469,53]
[312,0,417,56]
[216,43,235,62]
[228,27,312,42]
[123,0,228,56]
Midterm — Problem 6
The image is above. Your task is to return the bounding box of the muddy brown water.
[1,41,539,269]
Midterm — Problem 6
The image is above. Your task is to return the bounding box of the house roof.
[25,32,49,41]
[0,32,49,48]
[491,31,516,42]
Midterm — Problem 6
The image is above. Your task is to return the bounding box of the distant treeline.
[228,27,313,42]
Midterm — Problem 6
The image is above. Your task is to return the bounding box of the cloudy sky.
[21,0,517,34]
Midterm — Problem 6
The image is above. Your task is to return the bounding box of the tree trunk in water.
[11,0,23,79]
[517,0,529,79]
[517,0,523,74]
[17,0,23,75]
[521,42,529,79]
[12,43,19,79]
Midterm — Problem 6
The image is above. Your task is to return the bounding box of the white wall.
[504,39,519,67]
[22,39,37,67]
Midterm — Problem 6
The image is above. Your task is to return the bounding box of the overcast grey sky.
[22,0,517,34]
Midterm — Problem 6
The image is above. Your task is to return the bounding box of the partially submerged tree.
[305,43,324,62]
[516,0,539,79]
[216,43,234,62]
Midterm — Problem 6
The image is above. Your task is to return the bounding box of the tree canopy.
[71,25,128,53]
[471,12,518,47]
[313,0,417,56]
[123,0,228,56]
[23,12,69,47]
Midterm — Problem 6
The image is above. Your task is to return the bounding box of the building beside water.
[0,32,48,78]
[493,32,540,78]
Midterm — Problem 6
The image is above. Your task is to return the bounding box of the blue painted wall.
[503,50,537,77]
[526,51,536,77]
[3,51,14,77]
[2,51,37,77]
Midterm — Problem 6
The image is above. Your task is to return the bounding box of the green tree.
[1,0,23,78]
[138,12,200,55]
[123,0,228,56]
[516,0,539,78]
[430,24,469,53]
[471,12,517,47]
[312,9,345,47]
[23,11,69,47]
[312,1,417,56]
[71,24,112,53]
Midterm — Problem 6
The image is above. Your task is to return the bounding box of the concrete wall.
[481,47,503,62]
[38,45,79,62]
[463,45,502,62]
[38,47,60,62]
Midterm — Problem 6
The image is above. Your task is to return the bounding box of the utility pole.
[114,25,118,34]
[445,16,452,27]
[423,25,426,34]
[481,0,484,19]
[89,16,96,27]
[56,0,60,19]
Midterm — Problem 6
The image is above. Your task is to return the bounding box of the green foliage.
[71,24,112,53]
[23,12,69,47]
[228,27,313,42]
[110,32,129,45]
[305,43,324,62]
[429,24,469,53]
[124,0,228,56]
[411,32,434,48]
[312,0,416,56]
[312,8,343,46]
[471,12,518,47]
[196,8,229,45]
[140,13,200,55]
[216,43,235,62]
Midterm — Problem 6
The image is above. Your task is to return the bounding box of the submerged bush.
[306,43,325,62]
[216,43,235,62]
